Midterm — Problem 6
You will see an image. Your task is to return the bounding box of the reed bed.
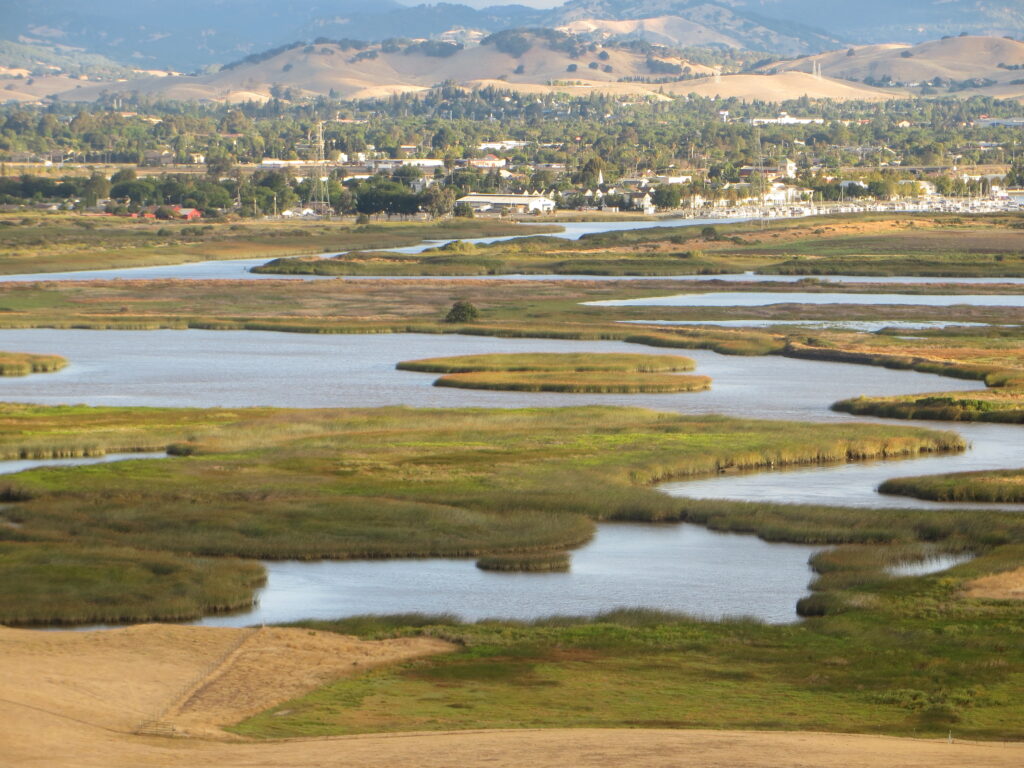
[397,353,697,374]
[0,541,264,626]
[435,371,711,393]
[0,351,67,376]
[475,551,571,572]
[400,352,708,395]
[880,470,1024,503]
[834,390,1024,423]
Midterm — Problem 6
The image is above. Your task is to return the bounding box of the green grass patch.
[231,570,1024,741]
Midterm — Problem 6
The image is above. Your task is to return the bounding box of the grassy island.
[833,389,1024,423]
[880,470,1024,503]
[397,352,697,374]
[475,551,571,572]
[435,371,711,393]
[399,352,709,394]
[0,350,67,376]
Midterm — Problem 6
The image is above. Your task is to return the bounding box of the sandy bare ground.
[3,624,1023,768]
[963,567,1024,600]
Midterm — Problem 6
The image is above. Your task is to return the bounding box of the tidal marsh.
[0,403,962,624]
[0,213,557,275]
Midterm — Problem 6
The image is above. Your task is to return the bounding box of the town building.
[455,193,556,214]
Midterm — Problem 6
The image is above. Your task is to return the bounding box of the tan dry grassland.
[3,623,1023,768]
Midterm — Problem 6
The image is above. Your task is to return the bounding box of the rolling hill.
[23,37,899,105]
[763,35,1024,92]
[43,33,716,103]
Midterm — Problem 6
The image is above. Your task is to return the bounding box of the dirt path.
[3,624,1023,768]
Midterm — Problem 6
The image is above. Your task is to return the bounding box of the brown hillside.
[765,35,1024,87]
[56,38,714,103]
[663,72,900,102]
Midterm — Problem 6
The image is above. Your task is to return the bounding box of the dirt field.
[963,567,1024,600]
[3,623,1023,768]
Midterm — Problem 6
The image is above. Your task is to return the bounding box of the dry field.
[3,623,1024,768]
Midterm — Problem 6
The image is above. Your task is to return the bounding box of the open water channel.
[2,327,1019,625]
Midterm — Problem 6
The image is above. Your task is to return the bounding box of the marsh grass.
[0,351,67,376]
[880,470,1024,503]
[396,353,696,374]
[476,551,570,572]
[434,371,711,393]
[400,352,709,394]
[834,390,1024,423]
[0,214,556,275]
[0,541,264,625]
[0,403,962,624]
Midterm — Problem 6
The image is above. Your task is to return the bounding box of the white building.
[751,112,825,126]
[478,140,531,152]
[468,154,508,170]
[456,193,556,214]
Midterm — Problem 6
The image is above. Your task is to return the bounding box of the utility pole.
[309,121,330,218]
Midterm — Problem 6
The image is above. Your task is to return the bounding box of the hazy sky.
[396,0,564,7]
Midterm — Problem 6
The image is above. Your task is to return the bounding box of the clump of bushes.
[444,301,480,323]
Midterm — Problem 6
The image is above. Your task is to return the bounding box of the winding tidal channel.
[2,327,1020,625]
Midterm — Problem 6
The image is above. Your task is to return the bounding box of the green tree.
[444,301,479,323]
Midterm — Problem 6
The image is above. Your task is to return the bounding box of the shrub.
[444,301,480,323]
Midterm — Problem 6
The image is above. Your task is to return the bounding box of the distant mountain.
[0,40,132,78]
[749,0,1024,45]
[3,0,1023,71]
[1,0,416,72]
[546,1,842,55]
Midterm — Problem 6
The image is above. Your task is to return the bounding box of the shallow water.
[0,327,1005,624]
[888,554,974,578]
[195,525,822,626]
[588,292,1024,308]
[0,453,164,475]
[619,320,996,332]
[0,328,981,419]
